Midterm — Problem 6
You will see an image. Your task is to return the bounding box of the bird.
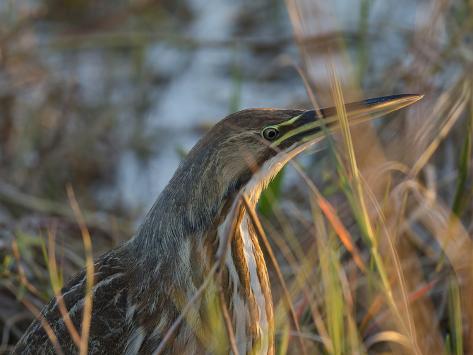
[14,94,421,355]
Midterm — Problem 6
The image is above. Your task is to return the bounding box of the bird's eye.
[262,127,280,141]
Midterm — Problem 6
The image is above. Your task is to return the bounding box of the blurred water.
[1,0,432,214]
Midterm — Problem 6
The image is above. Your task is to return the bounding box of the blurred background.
[1,0,472,353]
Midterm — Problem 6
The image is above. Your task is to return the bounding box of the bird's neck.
[130,151,286,353]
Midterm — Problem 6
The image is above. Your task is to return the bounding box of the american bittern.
[15,94,421,354]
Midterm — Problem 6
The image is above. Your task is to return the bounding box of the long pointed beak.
[315,93,423,127]
[272,94,423,147]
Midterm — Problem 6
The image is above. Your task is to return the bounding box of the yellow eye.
[262,127,280,141]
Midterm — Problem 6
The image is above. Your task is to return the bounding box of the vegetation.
[1,0,472,353]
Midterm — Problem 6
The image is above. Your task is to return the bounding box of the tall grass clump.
[266,1,473,353]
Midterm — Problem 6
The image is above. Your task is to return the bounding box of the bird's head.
[182,94,422,205]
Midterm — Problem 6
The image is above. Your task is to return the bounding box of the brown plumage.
[14,95,421,354]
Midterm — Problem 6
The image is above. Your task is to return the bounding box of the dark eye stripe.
[282,126,322,145]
